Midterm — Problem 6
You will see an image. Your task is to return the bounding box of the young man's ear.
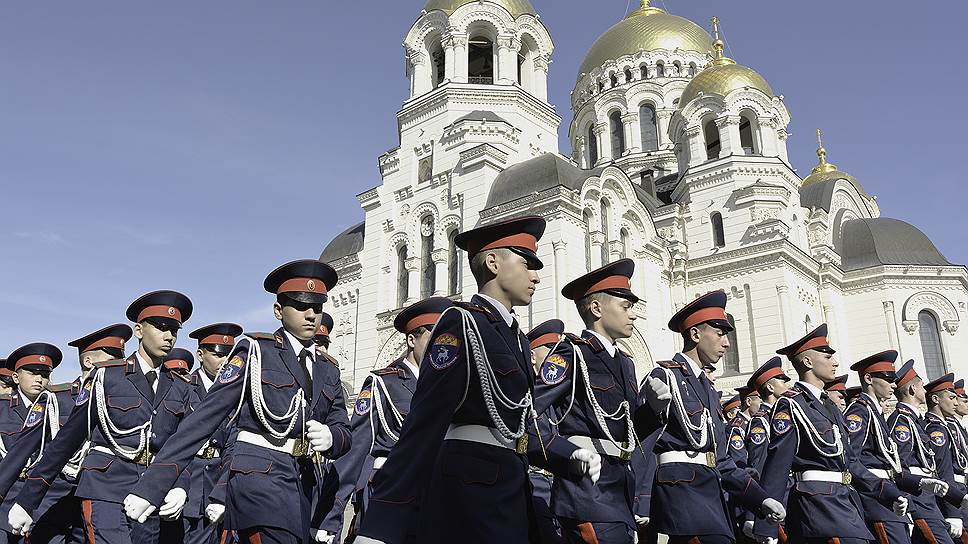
[273,302,284,320]
[406,333,417,350]
[862,373,873,386]
[688,325,702,344]
[133,322,144,340]
[589,298,603,320]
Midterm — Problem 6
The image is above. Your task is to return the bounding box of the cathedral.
[319,0,968,398]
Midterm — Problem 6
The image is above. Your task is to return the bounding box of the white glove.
[920,477,949,496]
[947,518,964,538]
[760,498,786,523]
[569,448,602,484]
[313,530,336,543]
[123,493,157,523]
[645,377,671,413]
[754,537,778,544]
[892,496,908,517]
[205,503,225,523]
[353,538,387,544]
[159,488,188,520]
[634,515,649,527]
[8,503,33,536]
[307,420,333,453]
[742,520,755,538]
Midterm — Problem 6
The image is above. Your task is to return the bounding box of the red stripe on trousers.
[81,499,96,544]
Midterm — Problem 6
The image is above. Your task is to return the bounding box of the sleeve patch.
[772,410,792,435]
[540,354,569,385]
[218,355,245,384]
[729,428,746,451]
[355,387,372,416]
[428,333,460,370]
[846,413,864,433]
[749,424,768,445]
[931,430,947,447]
[75,381,93,406]
[24,403,45,428]
[893,424,911,443]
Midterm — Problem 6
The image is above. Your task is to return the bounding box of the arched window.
[587,125,599,166]
[430,41,445,88]
[723,313,740,374]
[640,65,648,79]
[704,119,721,159]
[447,228,459,295]
[711,212,725,248]
[656,61,665,78]
[639,103,659,152]
[420,216,435,298]
[739,113,757,155]
[673,61,682,76]
[919,310,947,378]
[583,210,593,272]
[688,62,697,76]
[609,111,625,158]
[397,245,409,308]
[620,228,630,258]
[609,73,618,88]
[468,37,494,84]
[600,199,611,265]
[624,68,632,83]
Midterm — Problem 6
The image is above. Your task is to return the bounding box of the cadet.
[845,350,947,543]
[948,379,968,540]
[825,374,849,412]
[322,297,453,543]
[637,291,784,544]
[354,216,585,544]
[178,323,243,544]
[313,313,334,358]
[123,260,351,544]
[753,325,908,543]
[8,291,196,544]
[0,366,15,397]
[525,318,566,544]
[727,388,756,467]
[0,343,61,544]
[532,259,641,543]
[722,394,741,422]
[890,360,957,544]
[923,374,968,540]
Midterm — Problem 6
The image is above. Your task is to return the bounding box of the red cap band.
[200,334,235,346]
[825,381,847,392]
[681,307,728,331]
[796,336,829,355]
[529,332,561,350]
[896,368,918,388]
[404,313,442,334]
[137,305,183,324]
[15,355,53,370]
[928,379,954,394]
[754,367,785,389]
[722,399,741,411]
[0,368,13,377]
[277,277,327,296]
[164,359,190,371]
[860,361,896,375]
[583,275,632,298]
[82,336,126,353]
[474,233,538,255]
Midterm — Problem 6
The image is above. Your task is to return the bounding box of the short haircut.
[680,322,712,352]
[576,292,609,327]
[469,248,512,287]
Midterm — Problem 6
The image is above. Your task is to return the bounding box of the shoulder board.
[782,389,801,398]
[619,348,633,358]
[46,383,73,393]
[453,301,487,313]
[656,360,684,369]
[373,366,402,376]
[93,359,127,369]
[246,332,277,341]
[563,333,588,344]
[320,353,339,366]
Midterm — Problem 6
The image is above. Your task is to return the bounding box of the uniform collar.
[476,293,515,327]
[136,351,156,377]
[862,392,883,415]
[898,401,922,415]
[17,389,32,408]
[677,352,703,378]
[283,329,315,363]
[584,329,616,357]
[198,368,214,391]
[401,357,419,380]
[797,380,824,401]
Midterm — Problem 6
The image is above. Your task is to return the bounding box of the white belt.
[90,445,153,464]
[567,435,631,461]
[443,424,528,454]
[956,474,966,484]
[656,450,716,468]
[372,457,387,470]
[868,468,895,479]
[795,470,852,484]
[909,467,934,477]
[237,430,310,457]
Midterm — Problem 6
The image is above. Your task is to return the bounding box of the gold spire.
[810,128,839,176]
[708,16,736,67]
[626,0,665,18]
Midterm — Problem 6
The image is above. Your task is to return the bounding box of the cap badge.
[168,307,176,316]
[307,279,316,292]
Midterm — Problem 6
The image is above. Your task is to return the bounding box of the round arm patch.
[749,422,768,445]
[355,387,372,416]
[540,354,569,385]
[428,333,461,370]
[729,427,746,451]
[24,403,45,428]
[846,413,864,433]
[218,355,245,384]
[772,409,792,435]
[930,430,947,447]
[75,381,93,406]
[893,424,911,443]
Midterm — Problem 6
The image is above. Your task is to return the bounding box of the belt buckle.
[706,451,716,467]
[292,439,309,458]
[202,445,217,459]
[515,435,528,455]
[842,472,852,485]
[18,468,28,481]
[621,449,632,462]
[134,449,154,465]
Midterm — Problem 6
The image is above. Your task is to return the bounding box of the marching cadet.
[948,379,968,540]
[752,325,909,543]
[123,260,351,544]
[890,360,958,544]
[313,313,334,358]
[162,348,195,377]
[8,291,196,544]
[636,291,785,544]
[525,318,566,544]
[722,394,741,422]
[178,323,243,544]
[825,374,849,412]
[739,357,792,542]
[354,216,588,544]
[531,259,641,543]
[845,350,949,543]
[923,374,968,541]
[727,387,758,467]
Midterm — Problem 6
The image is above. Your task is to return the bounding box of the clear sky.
[2,1,965,381]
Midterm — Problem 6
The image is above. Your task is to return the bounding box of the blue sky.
[2,1,965,381]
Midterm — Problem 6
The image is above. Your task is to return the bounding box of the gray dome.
[485,154,601,209]
[320,221,365,263]
[840,218,951,271]
[799,179,870,213]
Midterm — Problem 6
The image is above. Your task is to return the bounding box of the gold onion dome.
[578,0,713,78]
[678,17,773,108]
[422,0,535,19]
[802,129,860,186]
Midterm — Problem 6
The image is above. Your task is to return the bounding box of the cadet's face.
[724,407,738,420]
[935,390,958,417]
[410,328,433,364]
[274,300,323,341]
[768,378,790,398]
[957,396,968,416]
[693,324,729,366]
[14,368,50,400]
[868,374,896,402]
[493,251,539,307]
[197,347,227,380]
[137,320,178,359]
[531,345,551,373]
[80,349,116,371]
[911,379,927,405]
[827,390,846,411]
[806,351,838,382]
[746,395,761,414]
[597,295,636,340]
[0,383,11,396]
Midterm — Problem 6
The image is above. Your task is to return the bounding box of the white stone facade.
[321,1,968,399]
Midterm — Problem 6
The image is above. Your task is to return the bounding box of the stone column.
[443,35,457,82]
[656,110,673,147]
[594,122,610,164]
[622,112,640,153]
[553,240,568,316]
[716,115,742,157]
[776,285,792,345]
[686,126,705,168]
[533,54,550,101]
[432,248,449,296]
[590,231,606,269]
[409,50,430,97]
[575,136,587,168]
[883,301,900,351]
[497,36,519,85]
[452,35,467,83]
[758,116,779,157]
[405,257,421,304]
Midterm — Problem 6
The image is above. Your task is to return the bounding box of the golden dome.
[578,0,713,78]
[422,0,535,19]
[678,17,773,107]
[802,129,860,187]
